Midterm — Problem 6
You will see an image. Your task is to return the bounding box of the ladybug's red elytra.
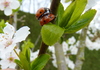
[39,13,55,26]
[36,7,55,26]
[36,7,50,19]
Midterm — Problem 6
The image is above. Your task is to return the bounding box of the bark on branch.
[74,27,88,70]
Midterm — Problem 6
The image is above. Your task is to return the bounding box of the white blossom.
[1,68,16,70]
[48,46,55,53]
[65,57,75,70]
[62,41,68,54]
[0,0,20,16]
[0,22,30,56]
[86,0,100,10]
[86,37,100,50]
[0,49,20,69]
[52,59,57,68]
[69,45,78,55]
[30,50,39,61]
[68,36,76,45]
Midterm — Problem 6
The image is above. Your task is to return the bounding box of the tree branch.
[74,27,88,70]
[50,0,60,15]
[38,0,60,56]
[54,42,68,70]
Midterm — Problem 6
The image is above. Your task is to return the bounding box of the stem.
[38,0,60,55]
[74,27,88,70]
[54,42,68,70]
[13,48,19,58]
[13,12,17,30]
[9,14,14,24]
[38,42,48,56]
[50,0,60,15]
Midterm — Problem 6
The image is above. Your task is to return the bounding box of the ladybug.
[36,7,55,26]
[36,7,50,19]
[39,13,55,26]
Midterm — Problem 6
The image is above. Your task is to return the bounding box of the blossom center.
[5,39,13,48]
[3,1,10,7]
[8,56,14,62]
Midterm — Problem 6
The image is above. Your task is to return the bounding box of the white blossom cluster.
[49,36,78,70]
[0,22,30,69]
[85,0,100,50]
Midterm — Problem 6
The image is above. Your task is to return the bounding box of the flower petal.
[0,60,9,69]
[3,22,15,38]
[4,7,12,16]
[10,0,20,9]
[2,68,16,70]
[0,43,16,58]
[13,26,30,43]
[0,44,5,51]
[0,4,5,10]
[9,62,16,68]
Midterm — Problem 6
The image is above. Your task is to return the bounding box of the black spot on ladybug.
[40,12,42,13]
[44,20,46,22]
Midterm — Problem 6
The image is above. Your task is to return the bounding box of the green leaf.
[21,40,34,62]
[65,0,71,3]
[66,0,87,28]
[56,3,64,25]
[22,39,34,49]
[18,0,22,2]
[65,9,97,33]
[21,39,34,56]
[19,52,30,70]
[0,20,6,33]
[31,54,50,70]
[25,48,30,62]
[59,1,76,27]
[41,23,64,45]
[14,59,23,68]
[13,7,20,13]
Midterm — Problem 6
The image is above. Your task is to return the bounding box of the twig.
[32,34,41,51]
[74,27,88,70]
[54,42,68,70]
[50,0,60,15]
[38,41,48,55]
[13,48,19,58]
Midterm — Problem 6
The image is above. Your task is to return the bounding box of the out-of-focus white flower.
[0,49,19,69]
[95,38,100,43]
[62,41,68,54]
[87,30,94,38]
[86,37,95,50]
[65,57,75,70]
[76,29,82,34]
[86,37,100,50]
[52,59,57,68]
[48,46,55,53]
[69,45,78,55]
[86,0,100,10]
[0,0,20,16]
[68,36,76,45]
[2,68,16,70]
[49,41,78,55]
[52,53,56,59]
[30,50,39,61]
[0,22,30,56]
[75,41,79,47]
[50,41,78,69]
